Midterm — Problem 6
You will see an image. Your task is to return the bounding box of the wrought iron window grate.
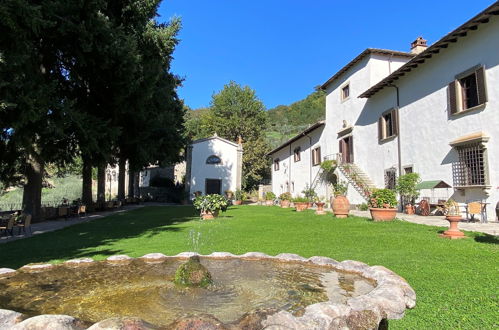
[452,143,486,186]
[384,168,397,190]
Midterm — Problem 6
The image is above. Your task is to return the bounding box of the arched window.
[206,155,222,165]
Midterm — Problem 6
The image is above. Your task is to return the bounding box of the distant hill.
[266,89,325,148]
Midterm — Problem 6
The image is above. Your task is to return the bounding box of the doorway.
[339,136,354,163]
[205,179,222,195]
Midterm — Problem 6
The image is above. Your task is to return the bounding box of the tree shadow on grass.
[474,234,499,244]
[0,206,199,269]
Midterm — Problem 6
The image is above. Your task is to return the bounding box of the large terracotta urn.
[280,200,290,208]
[294,202,308,212]
[201,210,219,220]
[332,195,350,218]
[233,200,242,205]
[369,208,397,221]
[440,215,466,239]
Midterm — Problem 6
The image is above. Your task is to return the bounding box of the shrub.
[265,191,276,201]
[193,194,230,213]
[445,199,461,216]
[368,189,397,208]
[234,189,243,201]
[333,181,348,196]
[359,203,369,211]
[292,196,309,203]
[302,184,316,201]
[395,173,421,205]
[320,159,337,172]
[279,192,292,201]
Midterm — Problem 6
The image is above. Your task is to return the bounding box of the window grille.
[384,168,396,190]
[452,143,486,186]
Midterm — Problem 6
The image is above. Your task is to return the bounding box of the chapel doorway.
[205,179,222,195]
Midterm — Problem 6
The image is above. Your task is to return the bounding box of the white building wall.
[271,127,328,199]
[356,16,499,220]
[189,138,241,196]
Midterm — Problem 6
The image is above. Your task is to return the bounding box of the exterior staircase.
[336,159,376,202]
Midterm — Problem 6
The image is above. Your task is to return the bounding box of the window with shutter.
[293,147,301,162]
[450,65,487,115]
[312,147,321,166]
[378,108,398,141]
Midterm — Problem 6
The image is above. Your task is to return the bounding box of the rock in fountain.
[174,255,213,288]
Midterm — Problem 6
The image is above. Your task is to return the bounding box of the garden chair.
[16,214,32,235]
[0,215,16,237]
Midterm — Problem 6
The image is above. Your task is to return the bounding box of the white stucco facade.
[269,3,499,221]
[186,135,243,197]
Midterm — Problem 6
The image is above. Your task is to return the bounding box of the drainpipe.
[305,133,313,187]
[388,84,403,210]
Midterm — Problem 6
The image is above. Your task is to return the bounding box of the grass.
[0,205,497,329]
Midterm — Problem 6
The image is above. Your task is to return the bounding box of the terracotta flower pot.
[294,202,308,212]
[233,200,242,205]
[369,208,397,221]
[405,204,415,215]
[307,202,314,208]
[315,202,326,215]
[201,210,219,220]
[280,200,290,208]
[332,195,350,218]
[440,215,466,239]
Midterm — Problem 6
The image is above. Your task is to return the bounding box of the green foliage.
[264,191,276,201]
[395,173,421,204]
[302,184,316,201]
[234,189,244,201]
[369,189,398,208]
[266,89,326,148]
[333,181,348,196]
[193,194,230,213]
[292,196,309,203]
[359,203,369,211]
[149,176,175,188]
[279,192,292,201]
[320,159,337,172]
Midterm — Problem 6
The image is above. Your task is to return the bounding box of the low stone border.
[0,252,416,329]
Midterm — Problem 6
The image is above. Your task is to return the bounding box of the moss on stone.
[174,256,213,288]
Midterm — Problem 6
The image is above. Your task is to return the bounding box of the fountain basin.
[0,252,415,329]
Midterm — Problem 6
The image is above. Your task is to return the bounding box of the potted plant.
[441,199,465,239]
[395,173,421,215]
[331,181,349,218]
[293,196,309,212]
[315,196,326,215]
[234,189,243,205]
[302,184,317,207]
[264,191,276,206]
[279,192,292,208]
[225,190,234,200]
[58,198,70,218]
[193,194,230,220]
[368,189,398,221]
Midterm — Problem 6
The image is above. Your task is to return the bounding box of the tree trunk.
[22,155,44,222]
[128,170,135,198]
[82,158,93,205]
[117,158,126,200]
[97,164,106,203]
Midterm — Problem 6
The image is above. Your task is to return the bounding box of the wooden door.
[339,137,353,163]
[205,179,222,195]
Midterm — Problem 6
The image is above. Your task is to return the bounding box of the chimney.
[410,37,428,54]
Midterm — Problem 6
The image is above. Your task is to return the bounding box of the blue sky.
[158,1,494,110]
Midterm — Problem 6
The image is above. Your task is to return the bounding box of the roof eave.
[267,121,325,156]
[359,2,499,98]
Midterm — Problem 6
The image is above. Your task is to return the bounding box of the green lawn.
[0,205,497,329]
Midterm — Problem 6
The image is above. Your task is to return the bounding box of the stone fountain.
[0,252,416,329]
